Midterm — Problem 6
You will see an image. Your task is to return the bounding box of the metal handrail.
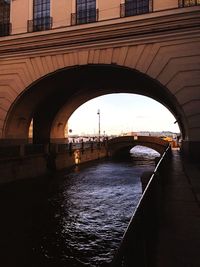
[110,145,171,267]
[0,141,106,159]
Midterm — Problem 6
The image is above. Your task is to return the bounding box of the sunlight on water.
[130,146,160,160]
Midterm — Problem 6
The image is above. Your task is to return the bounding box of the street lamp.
[97,109,101,143]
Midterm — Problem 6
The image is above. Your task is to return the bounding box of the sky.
[67,93,180,136]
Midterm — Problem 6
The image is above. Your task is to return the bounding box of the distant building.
[123,131,138,136]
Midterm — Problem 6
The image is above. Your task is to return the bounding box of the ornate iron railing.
[27,16,53,32]
[0,22,11,37]
[120,0,152,18]
[71,9,99,26]
[178,0,200,7]
[0,141,105,158]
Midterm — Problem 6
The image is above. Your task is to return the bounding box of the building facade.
[0,0,198,35]
[0,0,200,160]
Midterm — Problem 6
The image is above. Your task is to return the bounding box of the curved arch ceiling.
[4,64,187,143]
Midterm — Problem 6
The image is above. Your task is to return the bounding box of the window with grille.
[76,0,97,25]
[125,0,149,17]
[32,0,52,31]
[0,0,11,36]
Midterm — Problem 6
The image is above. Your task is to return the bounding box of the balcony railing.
[120,1,152,18]
[178,0,200,7]
[27,16,53,32]
[0,22,11,37]
[71,9,99,26]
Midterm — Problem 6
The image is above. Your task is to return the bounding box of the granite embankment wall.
[0,147,107,184]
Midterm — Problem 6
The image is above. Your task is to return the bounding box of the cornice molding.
[0,8,200,58]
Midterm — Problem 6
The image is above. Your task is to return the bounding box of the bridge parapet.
[108,136,168,145]
[107,136,169,158]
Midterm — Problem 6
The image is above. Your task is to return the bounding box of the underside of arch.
[109,143,166,159]
[3,64,186,144]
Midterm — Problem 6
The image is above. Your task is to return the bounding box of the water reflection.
[130,146,160,160]
[0,148,158,267]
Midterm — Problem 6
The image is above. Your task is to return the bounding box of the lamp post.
[68,128,72,153]
[97,109,101,144]
[68,128,72,142]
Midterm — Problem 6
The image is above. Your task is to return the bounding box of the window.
[124,0,149,17]
[0,0,11,36]
[31,0,52,32]
[179,0,200,6]
[76,0,97,25]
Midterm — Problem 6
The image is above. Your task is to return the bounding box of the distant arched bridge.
[107,136,169,158]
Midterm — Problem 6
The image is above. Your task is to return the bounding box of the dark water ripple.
[0,147,159,267]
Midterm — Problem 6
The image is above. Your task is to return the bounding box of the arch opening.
[108,137,167,159]
[3,64,185,145]
[130,146,161,160]
[111,145,161,160]
[67,93,180,137]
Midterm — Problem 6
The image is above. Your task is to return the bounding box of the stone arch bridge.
[107,136,169,158]
[0,7,199,160]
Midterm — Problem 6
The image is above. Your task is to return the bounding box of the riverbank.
[0,146,107,184]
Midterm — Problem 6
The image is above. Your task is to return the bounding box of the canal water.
[0,147,159,267]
